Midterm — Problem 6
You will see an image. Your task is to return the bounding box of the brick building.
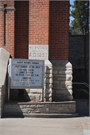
[0,0,69,59]
[0,0,73,102]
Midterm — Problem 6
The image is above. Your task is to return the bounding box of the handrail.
[73,82,89,88]
[73,89,89,95]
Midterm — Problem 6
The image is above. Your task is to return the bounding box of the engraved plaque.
[29,45,48,60]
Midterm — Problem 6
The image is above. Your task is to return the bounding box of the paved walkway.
[0,116,90,135]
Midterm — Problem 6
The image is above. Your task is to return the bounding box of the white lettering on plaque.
[8,58,44,89]
[12,65,42,87]
[29,45,48,60]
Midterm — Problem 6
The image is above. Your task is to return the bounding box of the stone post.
[0,48,10,117]
[51,60,73,101]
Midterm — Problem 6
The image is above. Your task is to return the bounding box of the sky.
[70,0,75,26]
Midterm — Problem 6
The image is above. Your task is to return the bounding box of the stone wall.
[0,48,10,117]
[4,101,76,116]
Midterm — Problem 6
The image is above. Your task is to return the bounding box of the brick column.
[29,0,49,46]
[49,1,69,60]
[0,1,15,58]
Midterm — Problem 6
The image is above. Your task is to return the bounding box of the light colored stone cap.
[0,48,10,85]
[66,62,72,68]
[45,60,52,67]
[50,60,72,68]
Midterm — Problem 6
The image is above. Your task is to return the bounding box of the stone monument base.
[10,60,73,102]
[21,60,73,102]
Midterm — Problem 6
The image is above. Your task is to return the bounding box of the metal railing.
[72,82,89,95]
[73,89,89,95]
[73,82,89,88]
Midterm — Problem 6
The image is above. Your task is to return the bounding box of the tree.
[70,1,89,35]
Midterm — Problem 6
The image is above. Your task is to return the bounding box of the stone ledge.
[3,101,76,117]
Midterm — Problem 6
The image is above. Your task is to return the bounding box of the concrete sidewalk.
[0,116,90,135]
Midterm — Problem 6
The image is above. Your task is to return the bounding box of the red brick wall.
[49,1,69,60]
[29,0,49,45]
[0,1,15,58]
[0,1,69,60]
[15,1,29,58]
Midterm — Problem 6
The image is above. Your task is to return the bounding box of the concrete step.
[3,113,79,118]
